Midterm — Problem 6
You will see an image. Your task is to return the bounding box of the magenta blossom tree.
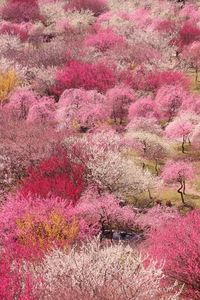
[182,41,200,83]
[128,96,157,120]
[161,160,195,204]
[56,88,110,130]
[165,118,194,153]
[155,85,187,122]
[85,28,124,52]
[148,210,200,299]
[106,85,135,124]
[1,0,42,23]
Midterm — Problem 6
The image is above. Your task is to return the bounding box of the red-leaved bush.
[148,210,200,299]
[21,149,86,203]
[51,60,116,96]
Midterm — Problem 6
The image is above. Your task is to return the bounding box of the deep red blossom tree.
[148,210,200,299]
[146,70,190,91]
[0,254,34,299]
[21,149,86,203]
[52,60,116,96]
[161,160,195,204]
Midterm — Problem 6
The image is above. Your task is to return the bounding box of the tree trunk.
[181,137,185,154]
[183,179,186,195]
[155,159,159,176]
[195,66,198,83]
[148,188,152,200]
[177,181,185,204]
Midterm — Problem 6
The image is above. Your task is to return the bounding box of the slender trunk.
[142,162,146,170]
[148,188,152,200]
[195,66,198,83]
[181,137,185,154]
[188,137,191,145]
[177,181,185,204]
[155,159,159,176]
[183,179,186,195]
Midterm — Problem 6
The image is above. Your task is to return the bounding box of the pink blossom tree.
[128,96,157,120]
[165,118,194,153]
[4,88,38,121]
[191,124,200,149]
[125,130,170,175]
[161,160,195,204]
[76,188,137,235]
[106,85,135,124]
[84,28,124,52]
[56,88,110,130]
[136,205,180,231]
[26,96,55,124]
[176,21,200,51]
[148,210,200,299]
[0,21,32,41]
[182,41,200,83]
[65,0,108,16]
[126,117,162,136]
[1,0,42,23]
[181,94,200,114]
[0,115,60,193]
[155,85,187,122]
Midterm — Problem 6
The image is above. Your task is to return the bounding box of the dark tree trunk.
[177,181,185,204]
[181,137,185,154]
[183,179,186,195]
[195,66,198,83]
[148,188,152,200]
[155,159,159,176]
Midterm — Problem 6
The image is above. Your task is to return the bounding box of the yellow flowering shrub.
[0,69,20,103]
[16,212,79,250]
